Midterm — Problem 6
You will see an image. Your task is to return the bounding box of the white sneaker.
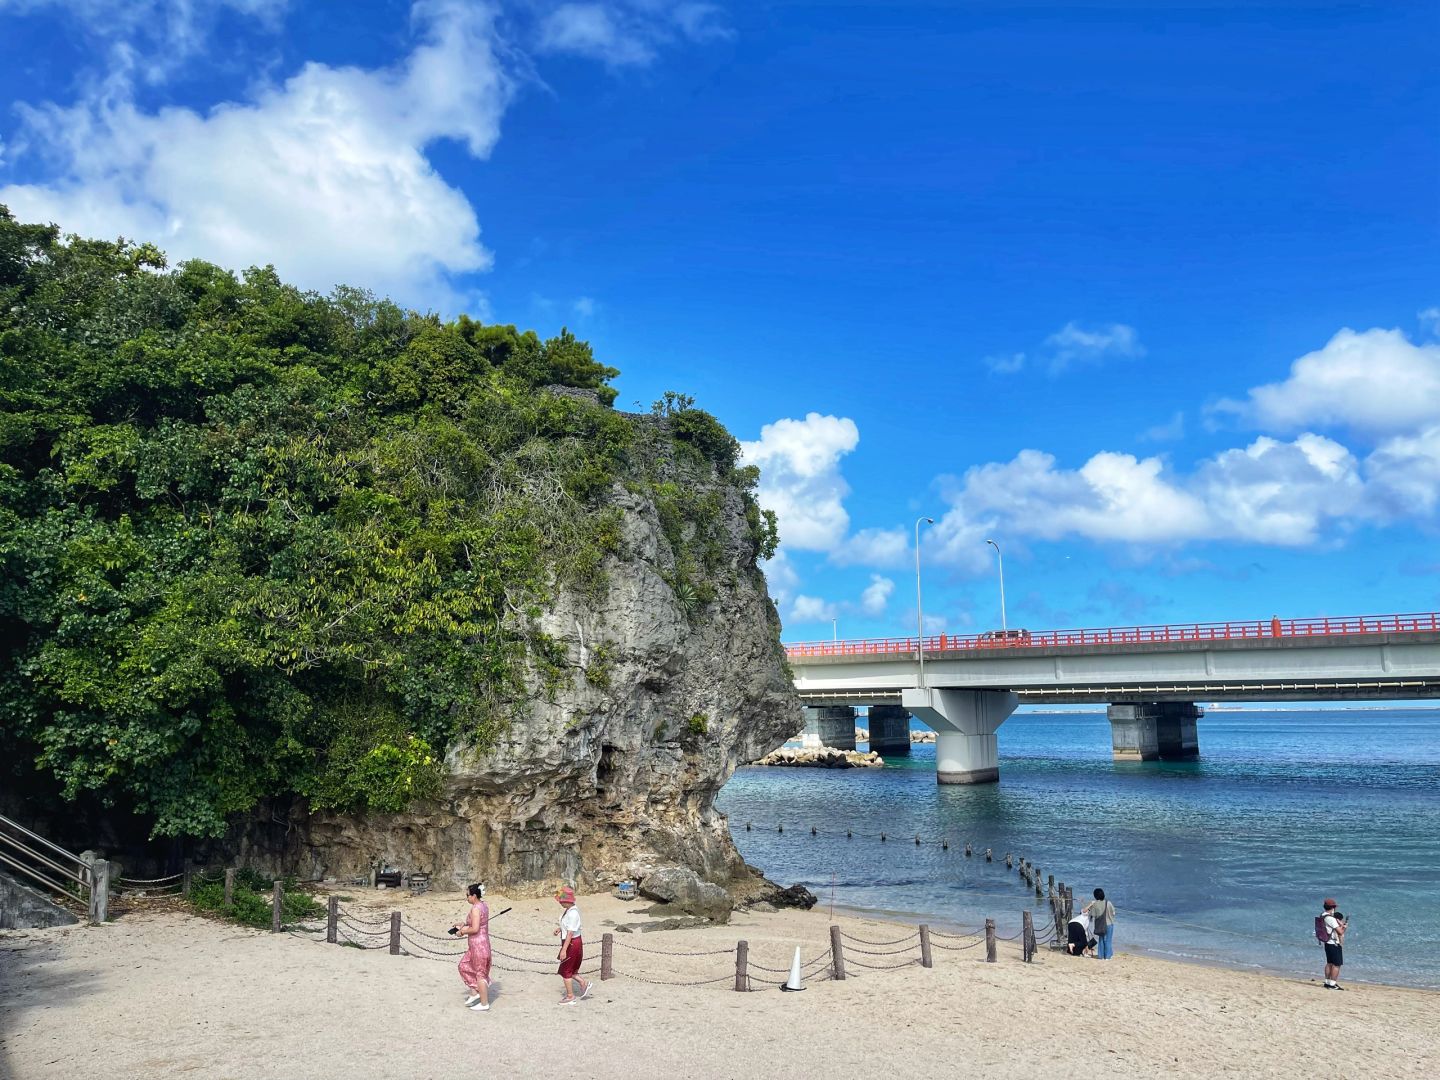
[468,1001,490,1011]
[464,995,482,1007]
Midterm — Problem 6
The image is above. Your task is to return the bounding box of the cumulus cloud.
[1216,327,1440,436]
[740,413,859,551]
[535,1,730,67]
[1420,307,1440,337]
[832,526,908,567]
[984,351,1026,375]
[789,595,838,623]
[2,0,509,307]
[859,575,895,616]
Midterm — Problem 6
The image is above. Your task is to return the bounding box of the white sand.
[1,890,1434,1080]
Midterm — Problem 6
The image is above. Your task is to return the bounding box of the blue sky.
[2,0,1438,643]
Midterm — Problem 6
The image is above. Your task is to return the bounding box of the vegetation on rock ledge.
[0,207,778,839]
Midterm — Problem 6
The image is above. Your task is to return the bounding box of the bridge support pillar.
[1108,703,1201,761]
[867,705,911,755]
[901,688,1017,784]
[804,705,857,750]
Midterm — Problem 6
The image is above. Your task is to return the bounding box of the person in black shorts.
[1321,897,1348,990]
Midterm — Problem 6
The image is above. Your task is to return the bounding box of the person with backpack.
[1317,897,1348,990]
[1085,888,1116,959]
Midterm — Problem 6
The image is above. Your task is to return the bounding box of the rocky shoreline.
[853,727,935,743]
[751,747,883,768]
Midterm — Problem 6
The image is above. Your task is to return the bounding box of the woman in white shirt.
[553,886,591,1004]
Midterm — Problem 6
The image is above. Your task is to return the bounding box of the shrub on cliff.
[0,206,774,839]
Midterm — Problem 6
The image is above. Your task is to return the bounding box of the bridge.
[783,611,1440,784]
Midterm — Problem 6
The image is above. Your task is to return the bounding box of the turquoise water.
[715,709,1440,988]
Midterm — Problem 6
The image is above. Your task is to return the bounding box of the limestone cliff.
[245,420,799,893]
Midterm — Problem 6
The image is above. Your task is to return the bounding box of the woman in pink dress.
[453,882,491,1011]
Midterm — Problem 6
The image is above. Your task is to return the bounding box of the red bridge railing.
[784,612,1440,659]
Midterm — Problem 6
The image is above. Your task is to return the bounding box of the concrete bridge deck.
[783,612,1440,783]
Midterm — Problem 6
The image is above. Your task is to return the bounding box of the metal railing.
[0,813,89,905]
[785,611,1440,659]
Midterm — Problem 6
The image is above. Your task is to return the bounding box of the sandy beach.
[1,890,1434,1080]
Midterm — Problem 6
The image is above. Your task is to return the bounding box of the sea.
[715,708,1440,989]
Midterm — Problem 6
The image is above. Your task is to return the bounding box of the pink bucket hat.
[555,885,576,904]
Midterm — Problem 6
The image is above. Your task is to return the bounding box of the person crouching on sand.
[553,886,591,1004]
[453,882,492,1012]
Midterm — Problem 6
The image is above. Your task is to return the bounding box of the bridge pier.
[902,688,1017,784]
[867,705,911,755]
[1108,702,1201,761]
[803,705,857,750]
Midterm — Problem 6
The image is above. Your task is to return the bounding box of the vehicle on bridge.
[979,628,1031,646]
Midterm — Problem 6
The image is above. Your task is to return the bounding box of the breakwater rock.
[751,747,884,769]
[854,728,936,744]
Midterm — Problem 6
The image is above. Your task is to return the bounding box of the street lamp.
[915,516,934,685]
[985,538,1007,633]
[832,618,838,643]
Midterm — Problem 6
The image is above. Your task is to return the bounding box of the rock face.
[238,426,800,896]
[637,865,733,923]
[751,747,883,769]
[0,870,78,930]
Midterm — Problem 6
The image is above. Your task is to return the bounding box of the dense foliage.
[0,207,779,838]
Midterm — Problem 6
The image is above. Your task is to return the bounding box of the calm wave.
[716,708,1440,988]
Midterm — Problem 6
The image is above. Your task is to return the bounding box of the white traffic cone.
[780,946,806,992]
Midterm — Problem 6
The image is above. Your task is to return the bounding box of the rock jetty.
[752,747,883,768]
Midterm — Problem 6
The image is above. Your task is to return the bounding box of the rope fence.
[248,882,1062,993]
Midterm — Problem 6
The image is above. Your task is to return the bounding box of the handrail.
[785,611,1440,658]
[0,812,83,865]
[0,812,89,905]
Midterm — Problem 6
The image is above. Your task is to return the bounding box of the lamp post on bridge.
[985,538,1008,633]
[915,516,934,686]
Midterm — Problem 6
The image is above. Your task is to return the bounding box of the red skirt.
[558,936,583,979]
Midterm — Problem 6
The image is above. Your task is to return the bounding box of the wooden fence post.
[1064,887,1073,922]
[602,933,615,981]
[389,911,401,955]
[919,925,932,969]
[830,925,846,981]
[182,868,193,898]
[985,918,996,963]
[223,868,235,907]
[87,859,110,924]
[734,940,748,991]
[327,896,339,944]
[1022,910,1034,962]
[271,880,283,933]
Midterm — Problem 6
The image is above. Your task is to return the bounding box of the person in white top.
[1321,897,1348,990]
[553,885,591,1004]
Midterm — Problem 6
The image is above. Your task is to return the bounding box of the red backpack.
[1314,915,1330,944]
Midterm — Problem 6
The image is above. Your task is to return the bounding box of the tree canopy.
[0,206,775,838]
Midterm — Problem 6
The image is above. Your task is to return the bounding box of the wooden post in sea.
[223,868,235,907]
[601,933,615,981]
[1005,853,1013,870]
[964,842,972,857]
[1064,887,1073,922]
[985,918,996,963]
[388,911,401,955]
[919,925,933,969]
[271,880,283,933]
[734,940,748,991]
[985,848,993,862]
[1047,873,1054,896]
[830,925,847,980]
[1022,910,1034,962]
[326,896,339,944]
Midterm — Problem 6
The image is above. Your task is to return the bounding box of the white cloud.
[537,3,655,66]
[1366,425,1440,517]
[1140,411,1185,442]
[740,413,859,551]
[2,0,508,308]
[1194,433,1363,545]
[535,1,731,67]
[1044,321,1144,372]
[789,595,838,624]
[0,0,287,75]
[984,351,1026,375]
[1420,307,1440,337]
[832,526,908,567]
[759,550,799,609]
[572,295,598,318]
[859,575,894,616]
[1217,327,1440,436]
